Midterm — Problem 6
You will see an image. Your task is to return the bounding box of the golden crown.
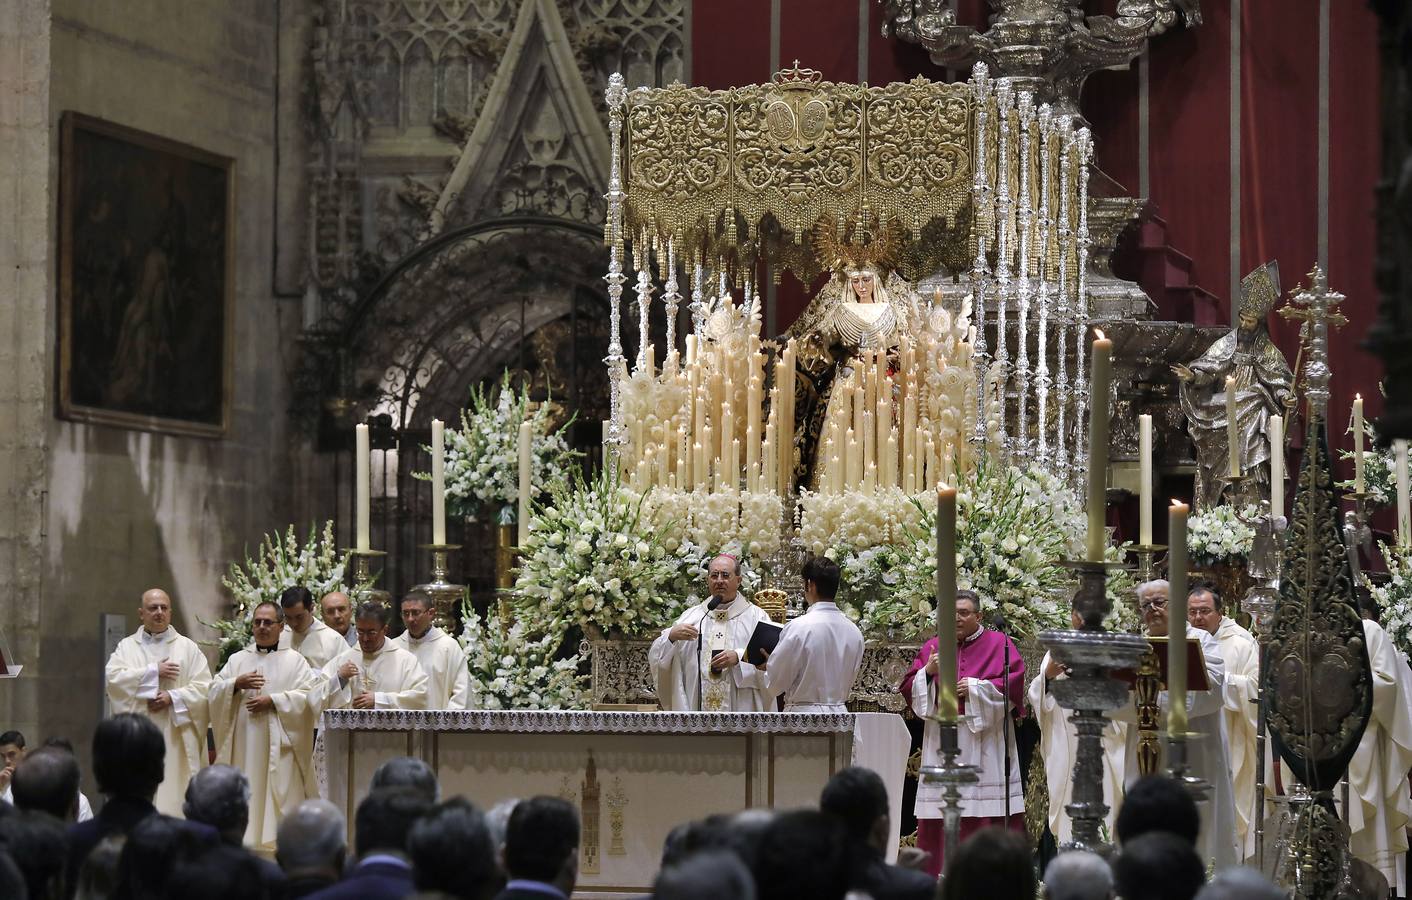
[812,213,899,275]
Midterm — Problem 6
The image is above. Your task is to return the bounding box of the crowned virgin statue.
[781,227,925,489]
[1175,261,1295,510]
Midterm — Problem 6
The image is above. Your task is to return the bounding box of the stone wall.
[0,0,295,782]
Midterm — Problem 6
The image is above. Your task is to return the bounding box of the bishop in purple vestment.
[898,590,1025,876]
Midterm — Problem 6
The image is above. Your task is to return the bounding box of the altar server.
[278,586,349,670]
[650,553,776,711]
[1345,611,1412,895]
[1187,582,1260,861]
[321,600,429,710]
[389,591,469,709]
[1028,606,1128,846]
[757,556,863,712]
[209,600,323,853]
[1123,579,1239,869]
[104,588,212,817]
[900,589,1025,876]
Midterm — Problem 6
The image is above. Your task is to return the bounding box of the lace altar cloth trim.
[319,709,858,734]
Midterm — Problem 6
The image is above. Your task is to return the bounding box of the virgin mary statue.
[781,228,924,489]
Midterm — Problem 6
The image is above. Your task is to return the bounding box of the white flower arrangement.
[797,488,923,554]
[821,462,1129,642]
[637,488,784,559]
[513,470,690,638]
[1187,504,1258,568]
[418,372,581,521]
[212,521,350,664]
[1366,541,1412,661]
[1338,421,1397,507]
[459,601,587,710]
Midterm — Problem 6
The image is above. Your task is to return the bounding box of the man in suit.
[821,766,935,900]
[495,796,579,900]
[306,787,433,900]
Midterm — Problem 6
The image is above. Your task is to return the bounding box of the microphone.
[989,612,1008,634]
[706,596,723,611]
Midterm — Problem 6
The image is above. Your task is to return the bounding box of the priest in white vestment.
[650,554,776,711]
[320,591,357,647]
[1345,614,1412,895]
[320,600,429,710]
[388,592,469,709]
[209,601,323,852]
[1122,580,1239,869]
[1186,582,1260,861]
[901,590,1026,876]
[104,588,212,817]
[277,586,349,670]
[1027,608,1128,846]
[757,557,863,712]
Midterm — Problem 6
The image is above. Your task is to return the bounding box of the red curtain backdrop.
[689,1,1383,439]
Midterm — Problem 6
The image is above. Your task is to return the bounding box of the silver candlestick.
[1042,559,1149,852]
[919,718,980,859]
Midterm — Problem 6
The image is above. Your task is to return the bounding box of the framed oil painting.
[58,112,234,437]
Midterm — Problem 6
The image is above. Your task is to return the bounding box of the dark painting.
[59,113,233,437]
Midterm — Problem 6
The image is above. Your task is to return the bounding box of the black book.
[745,621,784,666]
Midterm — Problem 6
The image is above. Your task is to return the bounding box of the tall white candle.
[1226,375,1240,478]
[1397,439,1411,548]
[1168,500,1190,736]
[936,485,958,721]
[431,419,446,545]
[1139,414,1153,546]
[355,423,371,551]
[1269,415,1284,518]
[1086,332,1113,562]
[517,421,532,547]
[1353,395,1366,494]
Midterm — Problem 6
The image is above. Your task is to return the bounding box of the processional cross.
[1278,265,1346,421]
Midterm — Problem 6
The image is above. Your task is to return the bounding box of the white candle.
[1139,414,1152,546]
[1397,439,1410,548]
[1354,395,1366,494]
[1086,332,1113,562]
[1226,375,1240,478]
[517,421,532,547]
[355,424,371,551]
[1168,500,1190,736]
[1269,415,1284,518]
[431,419,446,545]
[936,485,958,721]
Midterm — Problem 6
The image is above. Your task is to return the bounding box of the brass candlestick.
[411,543,465,632]
[1129,543,1167,583]
[347,549,391,607]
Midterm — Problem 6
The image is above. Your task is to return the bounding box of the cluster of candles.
[618,332,797,496]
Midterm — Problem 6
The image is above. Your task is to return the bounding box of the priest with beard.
[209,600,323,853]
[320,600,429,710]
[650,553,776,711]
[1121,579,1239,869]
[389,591,469,709]
[899,589,1025,876]
[104,588,212,817]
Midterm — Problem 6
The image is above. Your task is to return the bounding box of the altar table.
[318,709,910,894]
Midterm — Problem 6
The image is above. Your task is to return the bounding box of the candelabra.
[918,720,980,857]
[1040,559,1149,852]
[347,548,391,607]
[1129,544,1166,583]
[410,544,465,632]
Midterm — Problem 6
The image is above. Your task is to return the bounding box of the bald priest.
[104,588,213,817]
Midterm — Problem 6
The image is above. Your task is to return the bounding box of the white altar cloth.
[317,709,910,892]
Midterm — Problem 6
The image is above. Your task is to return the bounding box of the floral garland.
[1367,541,1412,661]
[211,521,350,665]
[418,371,581,521]
[459,601,586,710]
[1186,504,1258,568]
[637,488,784,559]
[1337,421,1397,507]
[513,470,690,639]
[798,488,923,554]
